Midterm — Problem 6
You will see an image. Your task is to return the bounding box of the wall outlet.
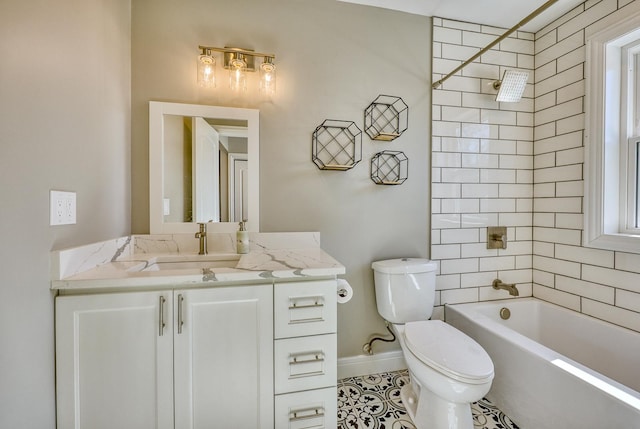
[50,190,76,225]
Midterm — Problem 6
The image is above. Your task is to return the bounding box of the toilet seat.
[403,320,494,385]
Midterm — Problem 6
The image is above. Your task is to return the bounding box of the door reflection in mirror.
[162,115,248,223]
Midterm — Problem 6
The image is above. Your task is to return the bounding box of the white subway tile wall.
[432,18,534,305]
[431,0,640,335]
[530,0,640,333]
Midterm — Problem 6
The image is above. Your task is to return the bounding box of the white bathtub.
[445,298,640,429]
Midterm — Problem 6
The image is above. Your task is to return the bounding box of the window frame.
[585,9,640,253]
[620,43,640,234]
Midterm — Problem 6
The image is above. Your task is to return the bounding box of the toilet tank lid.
[372,258,438,274]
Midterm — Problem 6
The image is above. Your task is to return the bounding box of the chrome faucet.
[195,222,208,255]
[492,279,519,296]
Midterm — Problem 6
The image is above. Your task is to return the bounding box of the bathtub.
[445,298,640,429]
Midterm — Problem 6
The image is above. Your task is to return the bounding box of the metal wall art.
[370,150,408,185]
[364,95,408,141]
[312,119,362,170]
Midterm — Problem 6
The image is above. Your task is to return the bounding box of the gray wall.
[0,0,131,427]
[131,0,432,357]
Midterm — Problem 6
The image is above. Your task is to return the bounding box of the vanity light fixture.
[197,45,276,95]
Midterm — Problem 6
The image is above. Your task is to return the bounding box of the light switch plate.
[50,190,76,225]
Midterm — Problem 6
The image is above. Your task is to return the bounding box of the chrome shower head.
[493,70,529,102]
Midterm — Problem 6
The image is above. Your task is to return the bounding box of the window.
[635,139,640,227]
[621,42,640,234]
[585,9,640,253]
[626,137,640,230]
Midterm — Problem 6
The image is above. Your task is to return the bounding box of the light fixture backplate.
[223,48,256,71]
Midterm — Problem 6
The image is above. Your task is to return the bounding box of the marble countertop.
[51,232,345,292]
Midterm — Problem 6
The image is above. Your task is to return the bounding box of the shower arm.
[432,0,559,89]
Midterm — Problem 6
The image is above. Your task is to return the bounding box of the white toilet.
[372,258,494,429]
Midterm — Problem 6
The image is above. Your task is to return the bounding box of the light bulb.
[260,58,276,97]
[229,54,247,92]
[197,52,216,88]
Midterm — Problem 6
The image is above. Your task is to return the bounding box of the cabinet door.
[174,284,273,429]
[56,291,174,429]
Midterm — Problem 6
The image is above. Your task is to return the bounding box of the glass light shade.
[197,54,216,88]
[259,60,276,96]
[229,56,247,92]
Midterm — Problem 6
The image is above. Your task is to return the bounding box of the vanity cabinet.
[55,284,273,429]
[273,280,338,429]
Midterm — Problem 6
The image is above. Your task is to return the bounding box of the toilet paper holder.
[336,278,353,304]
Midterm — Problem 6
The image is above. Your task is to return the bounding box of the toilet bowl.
[394,321,493,429]
[372,258,494,429]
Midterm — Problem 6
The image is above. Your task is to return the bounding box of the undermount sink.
[142,254,241,272]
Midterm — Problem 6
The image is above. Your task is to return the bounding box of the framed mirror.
[149,101,259,233]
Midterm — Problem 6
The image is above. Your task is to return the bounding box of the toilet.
[372,258,494,429]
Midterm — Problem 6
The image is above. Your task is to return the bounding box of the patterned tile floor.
[338,370,520,429]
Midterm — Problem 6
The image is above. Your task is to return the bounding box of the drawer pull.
[288,301,324,310]
[288,297,325,324]
[290,351,325,365]
[290,407,325,422]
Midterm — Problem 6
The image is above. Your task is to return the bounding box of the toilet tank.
[372,258,438,324]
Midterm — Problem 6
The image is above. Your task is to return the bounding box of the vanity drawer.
[274,334,337,394]
[275,387,337,429]
[274,280,337,339]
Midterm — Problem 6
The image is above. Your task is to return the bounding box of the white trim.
[228,152,248,222]
[584,9,640,253]
[337,351,406,379]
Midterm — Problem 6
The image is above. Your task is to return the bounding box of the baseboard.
[337,350,407,379]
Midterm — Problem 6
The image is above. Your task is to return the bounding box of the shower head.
[493,70,529,103]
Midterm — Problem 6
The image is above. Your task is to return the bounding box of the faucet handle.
[487,226,507,249]
[498,234,507,249]
[489,232,507,249]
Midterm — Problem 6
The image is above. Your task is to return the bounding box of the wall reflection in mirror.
[162,115,248,223]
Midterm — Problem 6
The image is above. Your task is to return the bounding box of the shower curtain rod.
[432,0,559,89]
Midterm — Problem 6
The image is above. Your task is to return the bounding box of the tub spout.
[492,279,519,296]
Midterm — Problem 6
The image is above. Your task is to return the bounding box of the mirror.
[149,102,259,233]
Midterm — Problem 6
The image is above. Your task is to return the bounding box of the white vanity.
[51,232,345,429]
